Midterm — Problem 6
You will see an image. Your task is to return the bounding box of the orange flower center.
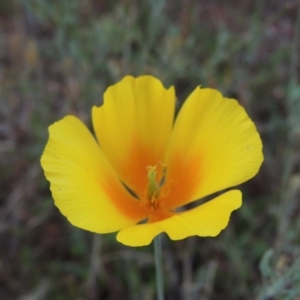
[142,164,174,223]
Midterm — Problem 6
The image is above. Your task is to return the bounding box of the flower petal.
[92,75,175,198]
[117,190,242,246]
[163,88,263,208]
[41,116,147,233]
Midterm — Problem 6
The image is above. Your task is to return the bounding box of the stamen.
[147,166,160,201]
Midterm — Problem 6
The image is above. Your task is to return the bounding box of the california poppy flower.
[41,75,263,247]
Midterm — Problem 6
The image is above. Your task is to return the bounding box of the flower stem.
[154,234,164,300]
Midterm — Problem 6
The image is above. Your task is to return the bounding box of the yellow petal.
[41,116,147,233]
[117,190,242,246]
[92,75,175,198]
[163,88,263,208]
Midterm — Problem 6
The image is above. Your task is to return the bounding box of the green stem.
[154,234,164,300]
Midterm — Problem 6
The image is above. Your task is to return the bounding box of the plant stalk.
[154,234,164,300]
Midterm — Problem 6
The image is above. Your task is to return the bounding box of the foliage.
[0,0,300,299]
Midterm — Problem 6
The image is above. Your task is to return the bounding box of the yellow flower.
[41,75,263,247]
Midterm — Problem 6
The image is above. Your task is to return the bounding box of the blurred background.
[0,0,300,299]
